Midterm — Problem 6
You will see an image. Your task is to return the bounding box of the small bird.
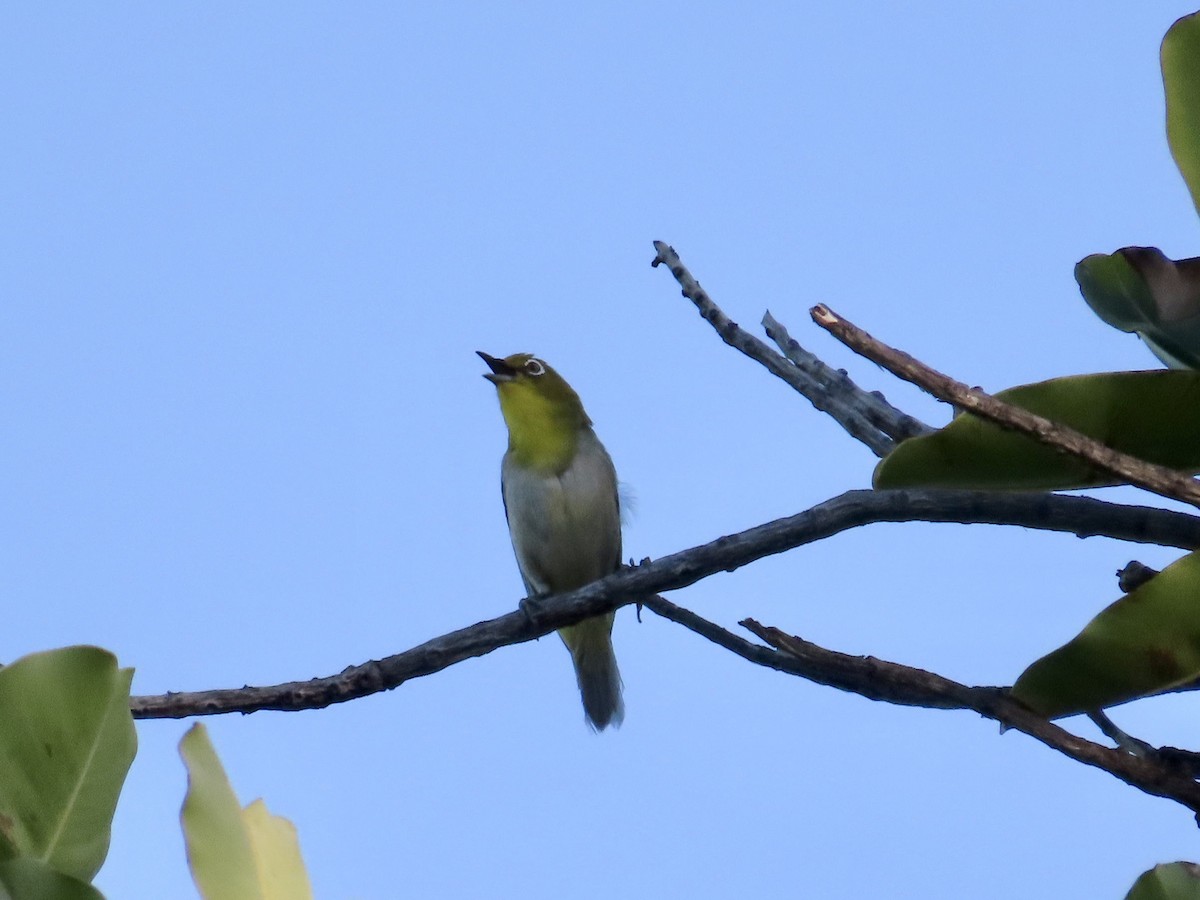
[478,351,624,730]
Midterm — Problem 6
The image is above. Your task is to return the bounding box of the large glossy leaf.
[1011,551,1200,717]
[1077,249,1160,331]
[1126,862,1200,900]
[873,370,1200,490]
[1073,16,1200,368]
[1076,249,1200,369]
[0,859,106,900]
[1164,12,1200,218]
[180,724,313,900]
[0,647,135,883]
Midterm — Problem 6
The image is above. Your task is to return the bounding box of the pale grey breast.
[501,428,621,596]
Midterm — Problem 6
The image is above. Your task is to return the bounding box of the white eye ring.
[525,358,546,376]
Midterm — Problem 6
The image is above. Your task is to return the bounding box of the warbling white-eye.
[478,351,624,730]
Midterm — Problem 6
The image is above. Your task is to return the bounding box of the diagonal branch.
[811,303,1200,508]
[131,489,1200,718]
[642,595,1200,811]
[651,240,913,457]
[761,310,932,443]
[640,594,779,667]
[742,620,1200,811]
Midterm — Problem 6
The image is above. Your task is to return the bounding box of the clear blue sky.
[4,3,1200,897]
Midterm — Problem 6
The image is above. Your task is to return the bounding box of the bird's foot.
[519,594,546,627]
[626,558,653,622]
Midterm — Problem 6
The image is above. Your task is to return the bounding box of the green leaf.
[1076,249,1200,370]
[1126,862,1200,900]
[873,370,1200,490]
[0,858,107,900]
[1076,250,1160,332]
[1163,12,1200,219]
[1075,18,1200,368]
[180,724,313,900]
[242,801,313,900]
[180,724,259,900]
[0,647,135,883]
[1012,551,1200,717]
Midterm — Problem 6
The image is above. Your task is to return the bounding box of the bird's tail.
[559,613,624,731]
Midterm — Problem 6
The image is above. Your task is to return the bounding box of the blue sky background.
[4,3,1200,897]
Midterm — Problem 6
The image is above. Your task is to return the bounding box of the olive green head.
[478,351,591,472]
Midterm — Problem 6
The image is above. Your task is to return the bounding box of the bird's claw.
[519,594,545,627]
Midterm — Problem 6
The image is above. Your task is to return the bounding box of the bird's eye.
[525,358,546,376]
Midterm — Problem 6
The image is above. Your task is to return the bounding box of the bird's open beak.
[477,351,517,384]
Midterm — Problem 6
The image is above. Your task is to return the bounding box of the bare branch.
[1156,746,1200,778]
[740,620,1200,812]
[131,489,1200,719]
[640,594,785,669]
[650,240,897,457]
[811,303,1200,508]
[761,311,932,443]
[643,595,1200,810]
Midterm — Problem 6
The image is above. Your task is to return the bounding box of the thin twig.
[811,304,1200,508]
[762,311,932,443]
[650,240,897,457]
[131,489,1200,718]
[640,594,784,667]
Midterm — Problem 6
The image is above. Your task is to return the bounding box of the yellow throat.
[478,352,590,474]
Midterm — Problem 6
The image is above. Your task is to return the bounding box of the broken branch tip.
[811,304,837,325]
